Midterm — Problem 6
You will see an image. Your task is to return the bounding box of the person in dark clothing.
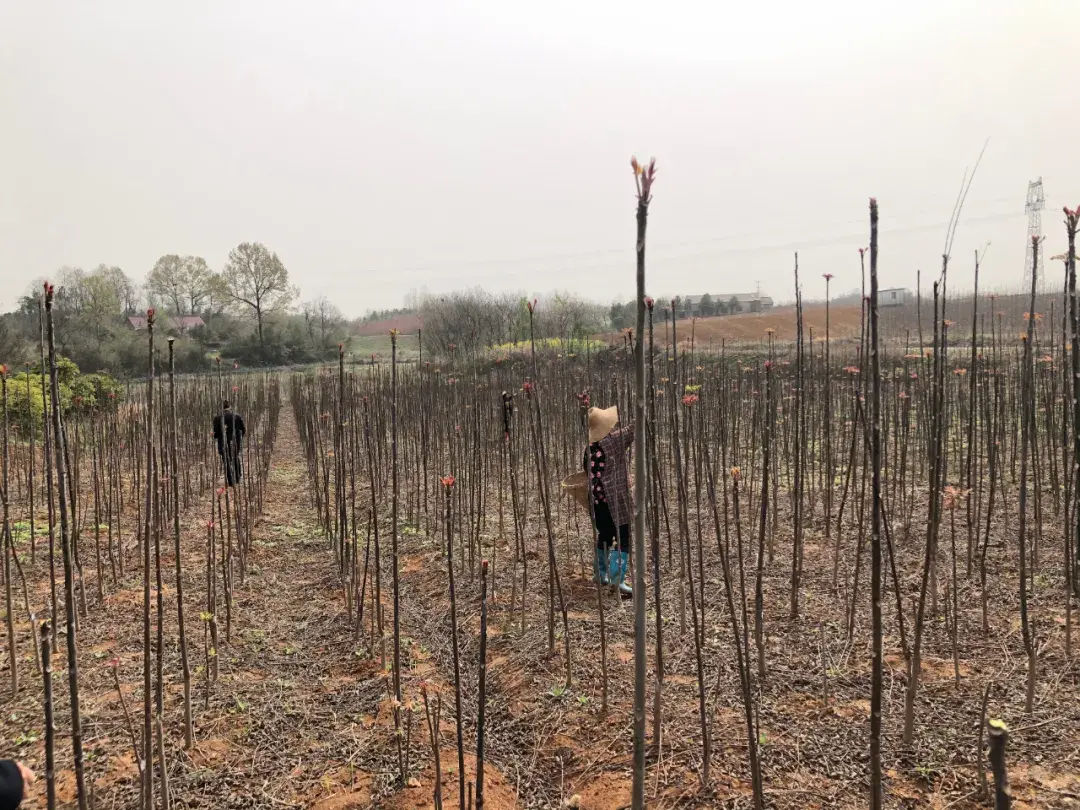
[0,759,34,808]
[582,405,634,597]
[212,401,246,486]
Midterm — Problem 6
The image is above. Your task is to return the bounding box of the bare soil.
[3,406,1078,809]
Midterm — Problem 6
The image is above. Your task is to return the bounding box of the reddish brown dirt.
[383,751,518,810]
[354,315,422,337]
[604,305,865,346]
[607,291,1057,349]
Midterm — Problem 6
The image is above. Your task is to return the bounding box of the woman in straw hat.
[583,405,634,597]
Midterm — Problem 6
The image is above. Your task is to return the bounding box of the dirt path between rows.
[160,406,389,809]
[5,406,421,809]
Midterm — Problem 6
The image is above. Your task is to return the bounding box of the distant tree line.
[0,241,349,377]
[419,289,607,358]
[609,293,763,329]
[609,297,685,330]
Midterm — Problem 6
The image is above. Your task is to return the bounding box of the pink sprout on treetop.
[630,156,658,200]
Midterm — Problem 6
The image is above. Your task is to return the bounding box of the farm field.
[346,334,422,364]
[3,287,1080,810]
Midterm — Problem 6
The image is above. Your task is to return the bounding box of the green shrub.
[2,357,123,434]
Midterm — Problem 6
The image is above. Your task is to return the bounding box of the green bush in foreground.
[3,356,124,434]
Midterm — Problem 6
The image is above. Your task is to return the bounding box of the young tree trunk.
[141,311,157,810]
[168,340,194,748]
[443,480,466,810]
[646,302,664,748]
[630,157,654,810]
[475,559,489,810]
[868,198,884,809]
[904,276,945,744]
[45,285,89,810]
[42,621,56,809]
[790,253,805,620]
[2,370,16,697]
[1018,238,1039,713]
[966,251,981,576]
[755,361,772,685]
[390,331,402,707]
[1066,210,1080,601]
[988,719,1012,809]
[40,299,58,647]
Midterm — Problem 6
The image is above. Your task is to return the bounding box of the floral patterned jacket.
[581,423,635,526]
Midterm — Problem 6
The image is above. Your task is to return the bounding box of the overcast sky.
[2,1,1078,315]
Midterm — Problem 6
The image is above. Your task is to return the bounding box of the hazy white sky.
[2,0,1078,314]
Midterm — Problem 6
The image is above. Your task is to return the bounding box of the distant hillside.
[603,290,1060,348]
[603,304,863,345]
[353,313,422,336]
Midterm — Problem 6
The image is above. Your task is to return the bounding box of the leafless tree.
[147,255,213,315]
[221,242,295,346]
[301,296,345,351]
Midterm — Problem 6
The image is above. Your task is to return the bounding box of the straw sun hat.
[587,405,619,443]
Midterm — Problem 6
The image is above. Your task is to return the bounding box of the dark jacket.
[0,760,24,809]
[212,410,246,455]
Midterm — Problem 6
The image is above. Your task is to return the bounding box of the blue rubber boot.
[593,545,609,585]
[609,550,633,598]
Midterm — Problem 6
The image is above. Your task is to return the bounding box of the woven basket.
[560,471,590,511]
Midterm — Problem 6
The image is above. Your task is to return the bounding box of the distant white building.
[879,288,909,308]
